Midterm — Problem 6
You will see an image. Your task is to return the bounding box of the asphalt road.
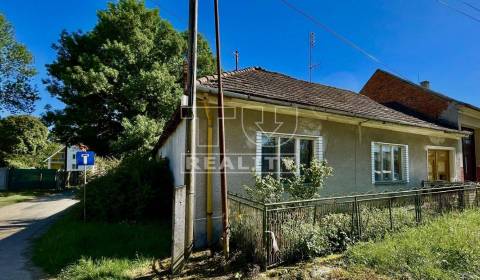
[0,192,78,280]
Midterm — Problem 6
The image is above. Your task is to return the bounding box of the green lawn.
[0,190,48,207]
[32,208,171,280]
[345,209,480,280]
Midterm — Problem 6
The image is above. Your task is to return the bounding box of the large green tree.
[0,14,38,114]
[43,0,215,155]
[0,115,60,168]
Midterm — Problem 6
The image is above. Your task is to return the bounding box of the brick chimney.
[420,80,430,89]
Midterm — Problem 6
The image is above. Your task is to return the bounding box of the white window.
[256,132,323,177]
[371,142,409,184]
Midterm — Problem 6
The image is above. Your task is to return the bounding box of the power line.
[436,0,480,23]
[278,0,406,78]
[461,1,480,13]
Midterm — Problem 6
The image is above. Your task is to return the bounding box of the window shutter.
[371,142,375,184]
[403,145,410,183]
[314,136,324,162]
[255,131,262,175]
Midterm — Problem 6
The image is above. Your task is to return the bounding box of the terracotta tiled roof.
[198,67,462,133]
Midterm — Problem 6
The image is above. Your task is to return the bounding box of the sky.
[0,0,479,116]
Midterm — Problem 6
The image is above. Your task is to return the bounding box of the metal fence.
[8,169,63,190]
[228,183,480,268]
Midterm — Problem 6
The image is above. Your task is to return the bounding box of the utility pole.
[309,32,319,82]
[184,0,198,259]
[234,50,239,71]
[213,0,229,257]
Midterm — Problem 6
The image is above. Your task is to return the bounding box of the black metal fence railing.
[228,183,480,269]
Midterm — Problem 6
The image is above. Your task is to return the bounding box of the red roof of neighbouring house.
[361,69,480,128]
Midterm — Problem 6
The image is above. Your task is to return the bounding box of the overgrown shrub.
[229,212,264,262]
[243,159,333,202]
[83,156,121,181]
[319,213,354,252]
[360,206,416,240]
[282,220,329,261]
[244,174,284,203]
[284,159,334,200]
[80,152,173,222]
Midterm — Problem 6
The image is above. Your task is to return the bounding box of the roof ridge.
[197,66,263,84]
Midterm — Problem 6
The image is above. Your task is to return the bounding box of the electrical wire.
[278,0,406,79]
[461,1,480,13]
[436,0,480,23]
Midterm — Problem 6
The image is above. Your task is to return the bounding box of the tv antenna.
[309,32,320,82]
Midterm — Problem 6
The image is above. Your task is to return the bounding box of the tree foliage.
[0,115,59,168]
[43,0,215,155]
[0,14,38,114]
[110,115,164,156]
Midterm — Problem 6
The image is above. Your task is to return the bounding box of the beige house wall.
[190,100,462,247]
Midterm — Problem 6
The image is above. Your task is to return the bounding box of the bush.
[243,159,333,203]
[284,159,334,200]
[244,174,284,203]
[360,206,416,241]
[80,152,173,222]
[319,213,355,252]
[278,206,420,263]
[84,156,121,181]
[229,212,264,262]
[282,220,329,261]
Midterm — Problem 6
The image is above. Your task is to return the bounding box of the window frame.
[372,141,409,184]
[257,132,321,178]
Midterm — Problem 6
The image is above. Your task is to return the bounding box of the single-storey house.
[361,69,480,182]
[155,67,467,248]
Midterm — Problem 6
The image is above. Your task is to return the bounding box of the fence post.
[353,197,361,238]
[313,205,317,225]
[459,187,465,210]
[388,198,393,231]
[415,191,422,224]
[262,205,268,271]
[475,186,479,208]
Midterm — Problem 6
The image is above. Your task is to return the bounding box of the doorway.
[428,150,451,181]
[462,127,477,182]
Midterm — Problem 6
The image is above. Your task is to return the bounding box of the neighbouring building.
[361,69,480,182]
[44,145,90,171]
[155,67,468,248]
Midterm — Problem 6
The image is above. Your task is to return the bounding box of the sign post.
[76,151,95,222]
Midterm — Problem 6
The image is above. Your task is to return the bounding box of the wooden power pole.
[213,0,229,257]
[184,0,198,258]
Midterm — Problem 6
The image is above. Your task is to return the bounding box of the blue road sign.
[76,151,95,166]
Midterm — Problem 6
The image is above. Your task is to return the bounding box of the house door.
[462,128,476,181]
[428,150,450,181]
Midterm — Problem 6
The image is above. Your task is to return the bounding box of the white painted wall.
[157,120,186,187]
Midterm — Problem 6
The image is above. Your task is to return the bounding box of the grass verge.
[345,209,480,280]
[0,190,48,207]
[32,208,171,279]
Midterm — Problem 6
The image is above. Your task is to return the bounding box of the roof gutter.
[197,84,469,138]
